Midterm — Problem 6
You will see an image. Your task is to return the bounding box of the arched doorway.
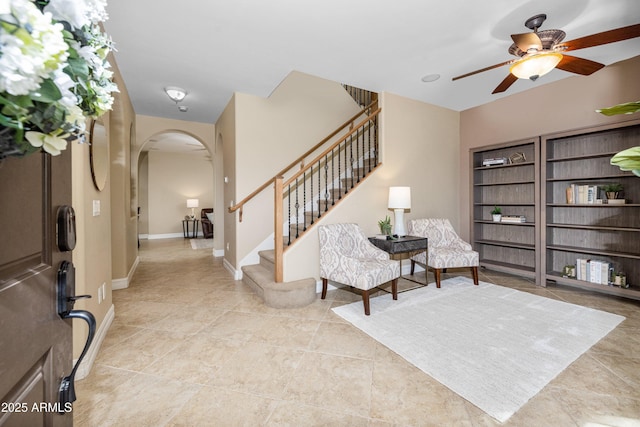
[137,132,214,241]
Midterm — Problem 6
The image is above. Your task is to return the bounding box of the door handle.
[58,310,95,409]
[56,261,96,410]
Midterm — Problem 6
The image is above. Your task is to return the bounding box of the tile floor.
[74,238,640,426]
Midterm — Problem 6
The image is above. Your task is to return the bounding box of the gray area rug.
[190,239,214,250]
[332,277,625,422]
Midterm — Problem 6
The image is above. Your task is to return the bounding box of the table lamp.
[388,187,411,236]
[186,198,199,218]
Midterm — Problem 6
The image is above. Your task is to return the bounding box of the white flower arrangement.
[0,0,118,158]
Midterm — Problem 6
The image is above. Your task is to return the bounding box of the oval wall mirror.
[89,119,108,191]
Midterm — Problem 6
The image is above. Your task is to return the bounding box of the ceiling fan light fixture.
[509,51,563,81]
[164,86,187,103]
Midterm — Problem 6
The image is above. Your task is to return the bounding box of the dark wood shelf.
[472,139,538,283]
[474,180,535,187]
[479,260,536,278]
[474,203,535,207]
[474,220,535,226]
[545,151,620,163]
[476,239,535,251]
[546,173,635,183]
[545,271,640,301]
[473,161,535,170]
[546,244,640,260]
[547,223,640,232]
[546,203,640,207]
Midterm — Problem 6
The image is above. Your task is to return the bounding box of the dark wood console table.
[369,235,428,290]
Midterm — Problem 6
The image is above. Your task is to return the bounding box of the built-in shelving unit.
[471,139,539,280]
[471,119,640,300]
[541,120,640,300]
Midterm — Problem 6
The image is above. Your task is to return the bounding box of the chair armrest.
[451,238,472,251]
[360,241,390,260]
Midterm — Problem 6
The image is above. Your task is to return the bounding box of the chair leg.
[362,289,370,316]
[410,260,415,275]
[321,278,328,299]
[471,267,479,285]
[434,269,442,288]
[391,278,398,300]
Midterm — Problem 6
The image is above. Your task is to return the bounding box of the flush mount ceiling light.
[509,51,563,81]
[421,74,440,83]
[164,86,187,103]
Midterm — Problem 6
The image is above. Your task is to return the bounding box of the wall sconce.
[388,186,411,236]
[186,198,199,218]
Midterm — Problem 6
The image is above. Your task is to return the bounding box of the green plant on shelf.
[490,206,502,215]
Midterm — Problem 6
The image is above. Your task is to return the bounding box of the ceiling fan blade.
[556,54,605,75]
[558,23,640,52]
[492,74,518,94]
[452,59,516,81]
[511,32,542,52]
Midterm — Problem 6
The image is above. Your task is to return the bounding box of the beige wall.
[71,120,113,359]
[222,71,362,273]
[459,55,640,241]
[216,96,237,265]
[71,52,136,359]
[146,151,214,236]
[284,91,461,282]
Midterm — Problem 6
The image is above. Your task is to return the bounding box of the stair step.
[258,250,275,273]
[241,262,316,309]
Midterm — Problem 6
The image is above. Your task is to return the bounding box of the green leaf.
[30,79,62,103]
[611,146,640,176]
[596,101,640,116]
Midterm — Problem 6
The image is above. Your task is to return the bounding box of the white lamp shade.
[186,199,199,208]
[510,52,563,80]
[388,186,411,209]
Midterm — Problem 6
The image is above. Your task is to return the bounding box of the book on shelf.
[576,258,611,285]
[566,184,603,205]
[606,199,626,205]
[482,157,508,167]
[500,215,526,223]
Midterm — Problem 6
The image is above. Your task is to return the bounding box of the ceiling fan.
[452,14,640,94]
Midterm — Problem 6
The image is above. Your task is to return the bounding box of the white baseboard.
[147,232,184,240]
[112,256,140,290]
[75,303,114,380]
[223,258,242,280]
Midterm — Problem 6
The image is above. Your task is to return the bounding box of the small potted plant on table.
[377,215,392,239]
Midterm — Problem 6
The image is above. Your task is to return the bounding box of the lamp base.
[393,209,406,237]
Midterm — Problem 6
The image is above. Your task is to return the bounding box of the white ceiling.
[103,0,640,126]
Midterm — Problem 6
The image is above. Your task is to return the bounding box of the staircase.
[233,86,380,308]
[241,250,317,309]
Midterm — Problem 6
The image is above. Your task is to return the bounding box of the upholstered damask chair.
[318,223,400,315]
[407,218,479,288]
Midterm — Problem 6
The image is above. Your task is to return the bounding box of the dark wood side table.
[369,235,428,289]
[182,219,199,238]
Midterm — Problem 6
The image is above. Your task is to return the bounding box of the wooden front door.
[0,150,73,426]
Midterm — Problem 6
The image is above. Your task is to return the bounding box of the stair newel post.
[274,176,284,283]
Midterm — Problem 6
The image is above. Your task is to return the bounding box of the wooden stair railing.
[229,100,381,283]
